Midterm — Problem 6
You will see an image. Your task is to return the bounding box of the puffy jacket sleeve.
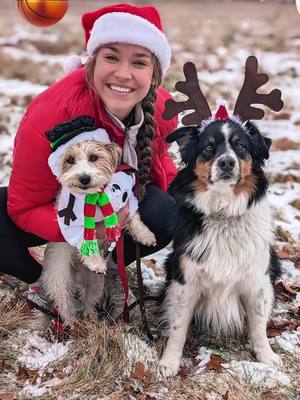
[7,100,69,242]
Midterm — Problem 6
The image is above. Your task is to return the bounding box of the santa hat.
[64,4,171,74]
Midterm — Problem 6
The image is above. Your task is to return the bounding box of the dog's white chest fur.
[186,198,273,283]
[182,197,273,333]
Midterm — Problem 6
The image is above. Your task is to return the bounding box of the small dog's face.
[58,140,122,194]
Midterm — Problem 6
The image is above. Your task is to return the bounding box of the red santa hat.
[64,4,171,75]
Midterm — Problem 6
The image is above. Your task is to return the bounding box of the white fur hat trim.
[87,12,171,73]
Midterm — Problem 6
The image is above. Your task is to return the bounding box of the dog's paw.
[158,357,180,378]
[88,262,107,274]
[256,349,281,366]
[139,230,157,247]
[83,255,107,274]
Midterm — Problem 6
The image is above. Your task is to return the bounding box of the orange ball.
[16,0,68,27]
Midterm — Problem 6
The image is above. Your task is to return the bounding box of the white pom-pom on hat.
[63,55,83,74]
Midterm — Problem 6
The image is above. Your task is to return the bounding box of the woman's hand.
[96,203,130,239]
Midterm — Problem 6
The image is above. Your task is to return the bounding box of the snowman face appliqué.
[111,183,129,207]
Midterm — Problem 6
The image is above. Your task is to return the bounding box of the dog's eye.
[205,144,214,151]
[235,142,245,150]
[66,157,75,164]
[89,155,99,162]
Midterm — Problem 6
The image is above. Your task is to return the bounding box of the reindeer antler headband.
[163,56,284,125]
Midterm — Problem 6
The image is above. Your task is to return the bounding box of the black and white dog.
[159,117,281,377]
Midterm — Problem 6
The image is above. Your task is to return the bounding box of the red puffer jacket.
[7,68,178,242]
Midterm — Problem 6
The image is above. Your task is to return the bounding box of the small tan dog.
[42,127,156,325]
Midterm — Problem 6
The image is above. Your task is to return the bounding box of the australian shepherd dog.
[159,118,281,377]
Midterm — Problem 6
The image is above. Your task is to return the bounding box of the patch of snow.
[0,78,47,96]
[270,327,300,352]
[281,260,300,285]
[141,262,163,289]
[18,330,69,369]
[123,333,160,377]
[21,377,61,398]
[222,360,291,388]
[258,120,300,143]
[143,247,171,269]
[195,346,214,372]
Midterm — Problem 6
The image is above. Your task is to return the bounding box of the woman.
[0,4,177,315]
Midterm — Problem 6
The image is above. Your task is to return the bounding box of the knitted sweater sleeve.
[7,100,69,242]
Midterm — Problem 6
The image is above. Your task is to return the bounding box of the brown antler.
[234,56,283,121]
[162,62,212,125]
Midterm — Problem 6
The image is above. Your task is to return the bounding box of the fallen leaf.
[130,361,152,386]
[290,199,300,211]
[142,258,165,277]
[205,354,225,372]
[0,394,15,400]
[267,319,290,337]
[282,281,299,294]
[136,394,157,400]
[222,391,229,400]
[275,281,299,302]
[123,382,132,392]
[0,360,7,372]
[142,259,157,268]
[288,305,300,318]
[178,363,188,378]
[191,356,200,366]
[276,249,291,260]
[17,365,29,380]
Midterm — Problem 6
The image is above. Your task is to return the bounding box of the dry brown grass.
[0,50,63,86]
[51,320,127,399]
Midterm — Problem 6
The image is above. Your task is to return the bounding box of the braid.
[136,84,157,201]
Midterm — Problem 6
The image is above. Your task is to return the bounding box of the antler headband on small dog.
[162,55,284,126]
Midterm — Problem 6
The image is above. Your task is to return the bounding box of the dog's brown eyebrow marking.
[231,134,240,144]
[207,137,216,144]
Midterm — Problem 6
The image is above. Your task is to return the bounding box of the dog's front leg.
[159,279,198,378]
[42,242,76,326]
[127,213,157,247]
[243,274,281,366]
[81,268,105,320]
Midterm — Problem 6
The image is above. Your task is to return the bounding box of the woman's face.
[93,43,154,121]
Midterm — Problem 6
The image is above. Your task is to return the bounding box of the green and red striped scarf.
[81,192,121,257]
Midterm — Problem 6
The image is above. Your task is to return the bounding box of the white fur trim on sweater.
[87,12,171,73]
[57,172,138,249]
[48,128,110,177]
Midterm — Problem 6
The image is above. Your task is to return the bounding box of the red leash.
[116,231,129,322]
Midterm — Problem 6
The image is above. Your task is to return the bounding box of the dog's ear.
[166,126,200,166]
[245,120,271,161]
[105,143,122,169]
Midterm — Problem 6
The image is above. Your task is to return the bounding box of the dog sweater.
[57,171,138,252]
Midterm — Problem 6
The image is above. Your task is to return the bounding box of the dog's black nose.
[218,156,235,172]
[79,174,91,185]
